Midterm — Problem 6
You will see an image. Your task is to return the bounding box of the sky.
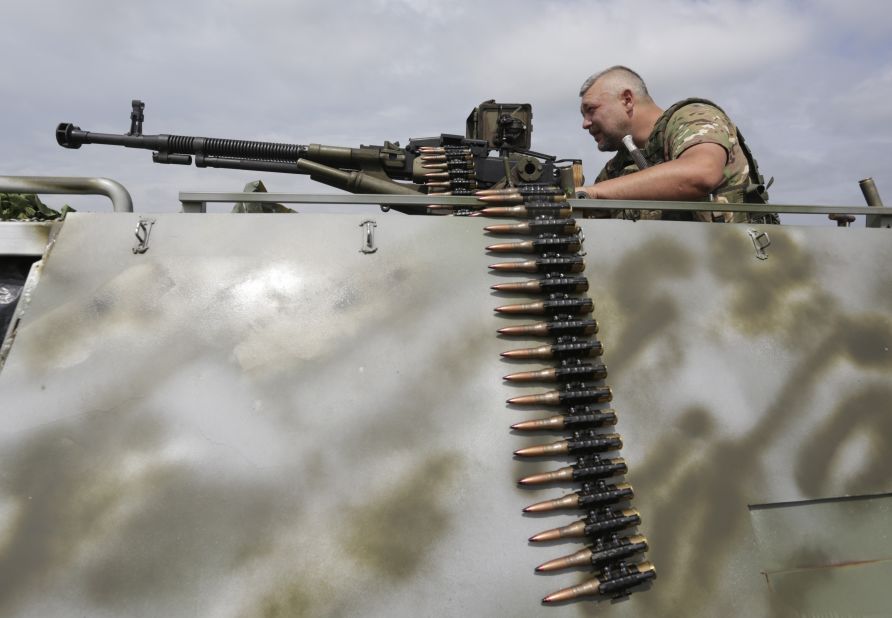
[2,0,891,224]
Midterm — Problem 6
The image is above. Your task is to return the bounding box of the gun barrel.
[56,121,422,196]
[56,123,309,161]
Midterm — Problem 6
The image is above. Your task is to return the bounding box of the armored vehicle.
[0,101,890,617]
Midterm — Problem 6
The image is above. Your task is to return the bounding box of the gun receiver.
[57,99,580,207]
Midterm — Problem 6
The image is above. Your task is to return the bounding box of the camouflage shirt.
[594,100,754,222]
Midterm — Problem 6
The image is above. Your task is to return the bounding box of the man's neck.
[631,102,664,147]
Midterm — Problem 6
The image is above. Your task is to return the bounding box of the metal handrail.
[0,176,133,212]
[177,192,892,216]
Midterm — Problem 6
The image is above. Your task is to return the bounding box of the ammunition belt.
[480,187,656,603]
[419,146,477,196]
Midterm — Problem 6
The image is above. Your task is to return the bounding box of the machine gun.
[56,100,582,212]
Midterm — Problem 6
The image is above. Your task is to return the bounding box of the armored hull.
[1,202,890,616]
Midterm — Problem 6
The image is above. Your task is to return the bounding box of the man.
[575,66,775,223]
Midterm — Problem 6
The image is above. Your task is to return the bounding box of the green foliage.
[0,193,75,221]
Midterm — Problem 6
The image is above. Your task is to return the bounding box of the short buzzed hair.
[578,66,652,102]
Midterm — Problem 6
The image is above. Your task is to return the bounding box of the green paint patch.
[606,237,695,374]
[340,452,464,581]
[258,580,329,618]
[838,314,892,369]
[707,228,831,339]
[611,237,696,310]
[794,383,892,498]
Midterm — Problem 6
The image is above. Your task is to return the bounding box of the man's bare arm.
[576,142,727,201]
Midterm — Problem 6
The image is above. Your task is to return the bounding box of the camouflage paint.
[0,213,889,616]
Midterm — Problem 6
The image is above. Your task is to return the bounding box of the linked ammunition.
[491,275,589,294]
[420,152,474,163]
[518,456,626,485]
[494,296,593,316]
[486,235,582,254]
[536,534,648,572]
[444,168,476,178]
[477,194,524,205]
[542,561,655,603]
[489,256,585,274]
[500,337,603,359]
[477,204,572,218]
[446,179,477,189]
[417,146,471,154]
[497,318,598,337]
[421,163,448,170]
[476,193,567,206]
[484,218,580,236]
[503,360,607,382]
[507,385,613,406]
[522,481,633,513]
[475,184,565,197]
[513,432,622,457]
[424,171,450,180]
[511,408,618,432]
[529,507,641,542]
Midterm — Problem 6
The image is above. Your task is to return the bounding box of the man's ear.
[621,88,634,109]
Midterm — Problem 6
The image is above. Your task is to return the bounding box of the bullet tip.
[523,501,548,513]
[541,586,582,604]
[529,530,557,542]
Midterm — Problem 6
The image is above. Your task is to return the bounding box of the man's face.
[580,82,630,152]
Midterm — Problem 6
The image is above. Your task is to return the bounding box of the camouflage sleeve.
[594,151,637,183]
[594,163,611,184]
[664,103,738,161]
[588,154,652,220]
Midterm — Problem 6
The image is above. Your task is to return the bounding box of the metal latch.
[133,217,155,254]
[747,228,770,260]
[359,220,377,254]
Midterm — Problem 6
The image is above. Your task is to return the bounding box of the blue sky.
[2,0,890,222]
